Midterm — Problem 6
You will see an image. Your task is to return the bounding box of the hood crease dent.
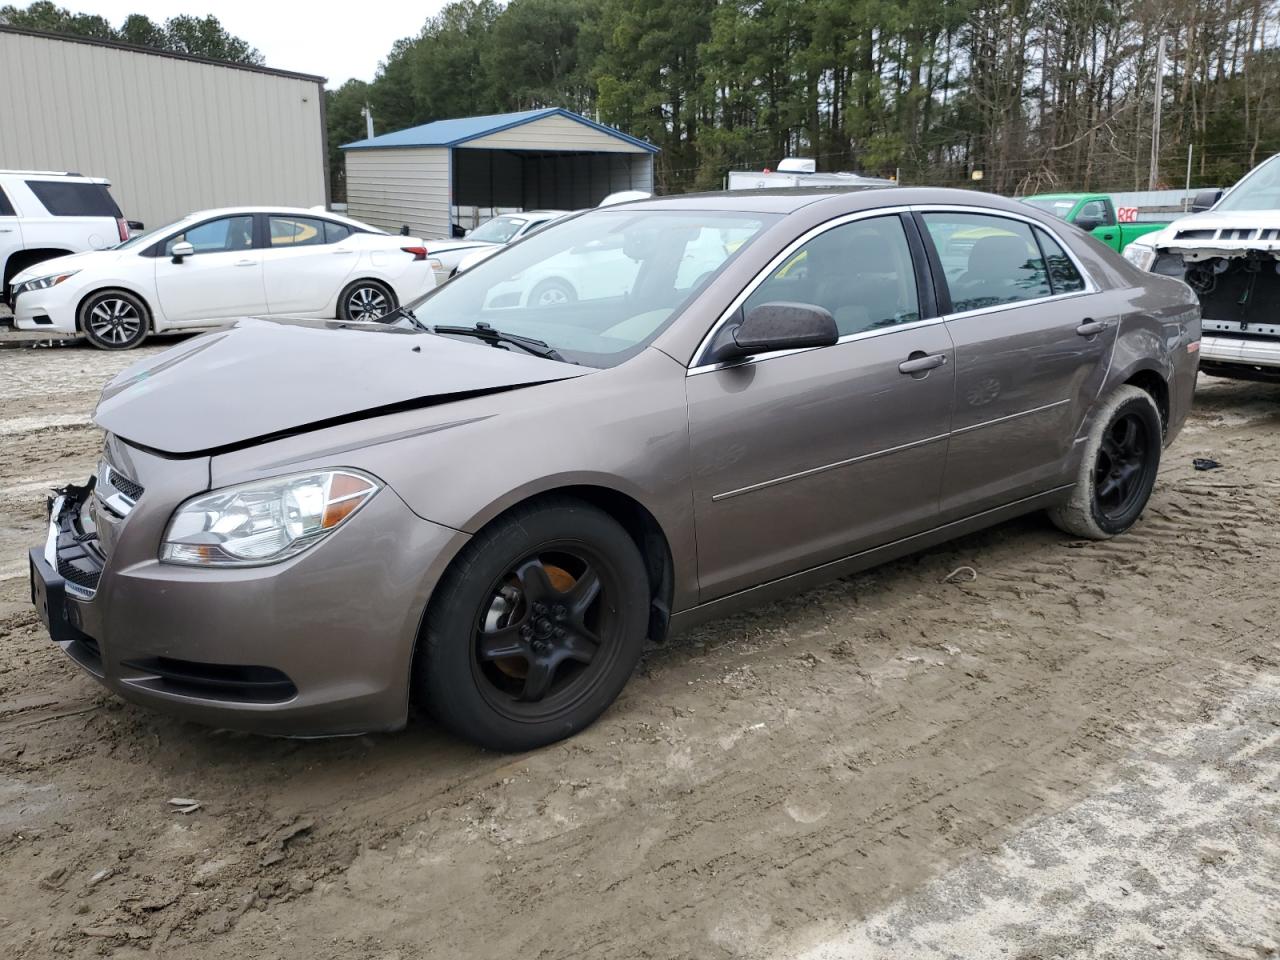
[93,317,586,456]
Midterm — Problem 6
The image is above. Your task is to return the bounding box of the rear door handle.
[234,259,257,267]
[898,353,948,375]
[1076,319,1110,337]
[0,228,13,233]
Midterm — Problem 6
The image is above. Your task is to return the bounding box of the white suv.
[1,170,133,306]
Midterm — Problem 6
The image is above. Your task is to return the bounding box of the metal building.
[341,108,658,239]
[0,26,327,229]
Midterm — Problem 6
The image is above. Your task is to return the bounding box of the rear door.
[260,215,356,315]
[918,209,1117,519]
[153,215,267,323]
[0,184,22,297]
[686,212,956,600]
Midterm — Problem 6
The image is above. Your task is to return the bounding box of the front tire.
[1049,385,1163,539]
[528,278,577,308]
[338,279,397,322]
[79,290,149,350]
[416,497,649,751]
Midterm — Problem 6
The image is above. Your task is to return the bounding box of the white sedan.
[9,207,435,349]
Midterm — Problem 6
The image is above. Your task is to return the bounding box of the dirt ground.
[0,332,1277,960]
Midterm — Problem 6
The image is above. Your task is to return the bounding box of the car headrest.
[967,235,1033,281]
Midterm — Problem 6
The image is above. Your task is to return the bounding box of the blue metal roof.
[340,107,659,154]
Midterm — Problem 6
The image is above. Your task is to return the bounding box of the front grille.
[121,657,298,704]
[107,468,144,502]
[57,554,101,590]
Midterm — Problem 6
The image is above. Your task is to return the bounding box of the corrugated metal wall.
[463,114,652,154]
[0,30,326,229]
[343,147,451,238]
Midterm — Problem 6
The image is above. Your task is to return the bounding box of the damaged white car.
[1126,153,1280,381]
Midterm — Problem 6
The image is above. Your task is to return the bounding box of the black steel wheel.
[338,279,397,322]
[79,290,149,350]
[1092,412,1153,523]
[1049,384,1163,539]
[417,497,649,750]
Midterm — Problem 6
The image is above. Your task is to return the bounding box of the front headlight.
[1124,242,1158,272]
[13,270,80,296]
[161,470,380,567]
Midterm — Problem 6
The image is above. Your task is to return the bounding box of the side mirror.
[1191,189,1223,212]
[170,241,195,264]
[706,302,838,364]
[1075,216,1102,233]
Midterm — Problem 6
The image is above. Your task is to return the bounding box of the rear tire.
[338,279,397,322]
[416,497,649,751]
[1049,385,1162,539]
[79,290,150,350]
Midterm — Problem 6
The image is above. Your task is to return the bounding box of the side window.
[0,186,15,217]
[323,221,352,244]
[744,215,920,337]
[1036,228,1086,295]
[165,216,255,256]
[25,180,122,217]
[921,212,1051,313]
[269,216,328,247]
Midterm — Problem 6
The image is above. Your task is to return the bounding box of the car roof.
[618,186,1041,218]
[170,206,383,233]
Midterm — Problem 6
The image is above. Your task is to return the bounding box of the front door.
[918,210,1118,518]
[0,184,23,298]
[153,214,266,323]
[687,214,955,601]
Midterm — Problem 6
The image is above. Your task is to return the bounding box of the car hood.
[1147,209,1280,259]
[13,249,125,283]
[94,317,587,455]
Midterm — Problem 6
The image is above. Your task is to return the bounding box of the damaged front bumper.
[1154,246,1280,379]
[28,448,467,737]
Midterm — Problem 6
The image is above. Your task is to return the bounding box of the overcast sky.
[82,0,450,85]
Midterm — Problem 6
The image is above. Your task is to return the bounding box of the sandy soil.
[0,334,1277,960]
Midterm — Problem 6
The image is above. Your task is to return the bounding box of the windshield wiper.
[432,322,573,363]
[387,306,430,332]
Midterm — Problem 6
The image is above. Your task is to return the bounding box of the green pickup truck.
[1020,193,1168,252]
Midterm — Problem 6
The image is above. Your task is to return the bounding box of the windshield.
[1216,154,1280,212]
[1021,197,1075,220]
[408,209,776,367]
[468,215,529,244]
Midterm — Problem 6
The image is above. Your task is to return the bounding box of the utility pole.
[361,104,375,141]
[1148,36,1166,191]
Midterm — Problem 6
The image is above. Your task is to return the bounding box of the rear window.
[25,180,122,218]
[0,186,14,217]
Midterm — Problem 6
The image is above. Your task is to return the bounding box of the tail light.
[401,246,428,261]
[116,217,129,242]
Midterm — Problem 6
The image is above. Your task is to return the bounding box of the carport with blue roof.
[340,108,658,240]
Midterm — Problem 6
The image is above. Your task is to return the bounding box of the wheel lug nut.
[554,627,566,639]
[520,625,532,639]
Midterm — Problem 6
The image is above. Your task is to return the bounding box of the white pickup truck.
[1125,153,1280,382]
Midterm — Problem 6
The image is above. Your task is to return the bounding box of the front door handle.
[234,259,258,267]
[898,352,948,375]
[0,228,13,233]
[1076,319,1110,337]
